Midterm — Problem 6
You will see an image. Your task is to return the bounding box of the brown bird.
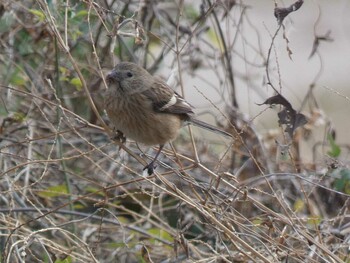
[104,62,231,174]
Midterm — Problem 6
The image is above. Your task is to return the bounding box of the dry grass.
[0,0,349,262]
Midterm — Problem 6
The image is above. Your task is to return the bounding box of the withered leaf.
[257,94,292,109]
[274,0,304,25]
[259,94,308,137]
[278,109,308,137]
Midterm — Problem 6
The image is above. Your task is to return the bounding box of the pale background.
[163,0,350,151]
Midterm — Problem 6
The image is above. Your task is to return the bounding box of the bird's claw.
[111,130,126,143]
[143,162,157,175]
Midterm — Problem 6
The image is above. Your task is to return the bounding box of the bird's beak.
[106,70,124,92]
[106,70,121,83]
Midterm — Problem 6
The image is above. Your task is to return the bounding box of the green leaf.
[59,66,69,75]
[29,9,46,22]
[252,218,263,226]
[334,169,350,194]
[10,74,26,86]
[207,28,223,51]
[327,133,341,157]
[70,77,82,90]
[70,29,83,42]
[293,198,305,212]
[17,29,34,55]
[12,112,26,122]
[85,186,106,196]
[54,256,73,263]
[0,12,16,33]
[183,4,199,20]
[74,10,89,18]
[37,184,69,198]
[107,242,128,249]
[148,228,173,242]
[307,216,322,226]
[73,203,85,210]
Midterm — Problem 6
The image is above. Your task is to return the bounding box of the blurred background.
[175,0,350,143]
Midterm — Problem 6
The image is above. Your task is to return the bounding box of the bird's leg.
[111,129,126,144]
[143,144,164,175]
[110,130,126,153]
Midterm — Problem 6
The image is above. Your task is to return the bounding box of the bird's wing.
[142,80,194,115]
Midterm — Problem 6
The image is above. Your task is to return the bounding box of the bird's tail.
[190,118,232,138]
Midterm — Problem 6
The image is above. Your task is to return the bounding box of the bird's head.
[106,62,152,94]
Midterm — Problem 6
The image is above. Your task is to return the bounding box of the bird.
[104,62,231,175]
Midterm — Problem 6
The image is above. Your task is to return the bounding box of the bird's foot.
[143,161,157,175]
[111,130,126,144]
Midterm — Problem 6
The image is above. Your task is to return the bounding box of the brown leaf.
[259,94,308,137]
[274,0,304,24]
[278,109,308,137]
[257,94,292,109]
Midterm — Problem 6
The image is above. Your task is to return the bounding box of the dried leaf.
[259,94,307,137]
[257,94,292,109]
[274,0,304,24]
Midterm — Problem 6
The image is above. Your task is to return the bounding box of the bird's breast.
[105,92,183,145]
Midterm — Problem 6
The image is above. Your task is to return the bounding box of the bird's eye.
[126,72,133,78]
